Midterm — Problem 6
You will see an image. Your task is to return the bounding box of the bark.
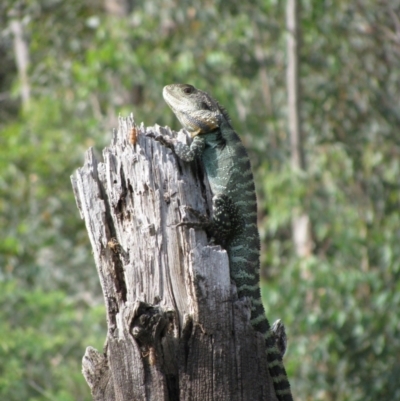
[71,115,277,401]
[286,0,313,257]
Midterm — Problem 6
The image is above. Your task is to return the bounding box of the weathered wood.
[71,115,277,401]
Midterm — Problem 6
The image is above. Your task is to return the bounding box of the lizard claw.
[145,129,156,139]
[176,206,212,230]
[145,129,176,148]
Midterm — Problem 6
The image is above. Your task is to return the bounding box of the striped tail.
[228,233,293,401]
[259,306,293,400]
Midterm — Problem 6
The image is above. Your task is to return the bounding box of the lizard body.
[150,83,293,401]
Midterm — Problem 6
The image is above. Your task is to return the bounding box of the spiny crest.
[215,100,231,123]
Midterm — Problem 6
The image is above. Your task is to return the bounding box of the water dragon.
[147,83,293,401]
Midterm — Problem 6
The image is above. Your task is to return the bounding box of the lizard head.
[163,84,230,137]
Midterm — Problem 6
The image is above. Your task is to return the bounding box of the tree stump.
[71,115,278,401]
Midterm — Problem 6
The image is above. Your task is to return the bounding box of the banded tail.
[228,230,293,401]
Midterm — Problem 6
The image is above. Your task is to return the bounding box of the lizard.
[147,83,293,401]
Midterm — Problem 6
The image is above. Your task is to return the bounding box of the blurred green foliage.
[0,0,399,400]
[0,280,104,401]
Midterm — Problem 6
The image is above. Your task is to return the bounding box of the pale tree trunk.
[253,22,272,116]
[103,0,128,17]
[9,16,30,106]
[71,116,278,401]
[286,0,313,257]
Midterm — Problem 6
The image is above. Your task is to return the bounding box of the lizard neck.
[201,127,253,197]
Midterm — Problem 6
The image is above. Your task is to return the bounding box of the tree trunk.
[286,0,313,257]
[9,16,30,106]
[71,115,278,401]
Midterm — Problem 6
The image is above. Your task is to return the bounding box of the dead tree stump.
[71,115,278,401]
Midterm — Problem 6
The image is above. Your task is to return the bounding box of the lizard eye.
[183,85,194,94]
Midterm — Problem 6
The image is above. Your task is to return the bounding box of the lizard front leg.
[145,128,177,149]
[145,130,206,162]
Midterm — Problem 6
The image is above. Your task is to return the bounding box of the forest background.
[0,1,399,400]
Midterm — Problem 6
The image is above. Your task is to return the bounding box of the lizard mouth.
[190,130,202,138]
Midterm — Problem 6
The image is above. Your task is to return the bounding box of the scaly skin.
[149,83,293,401]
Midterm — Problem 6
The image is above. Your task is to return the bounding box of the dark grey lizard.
[147,83,293,401]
